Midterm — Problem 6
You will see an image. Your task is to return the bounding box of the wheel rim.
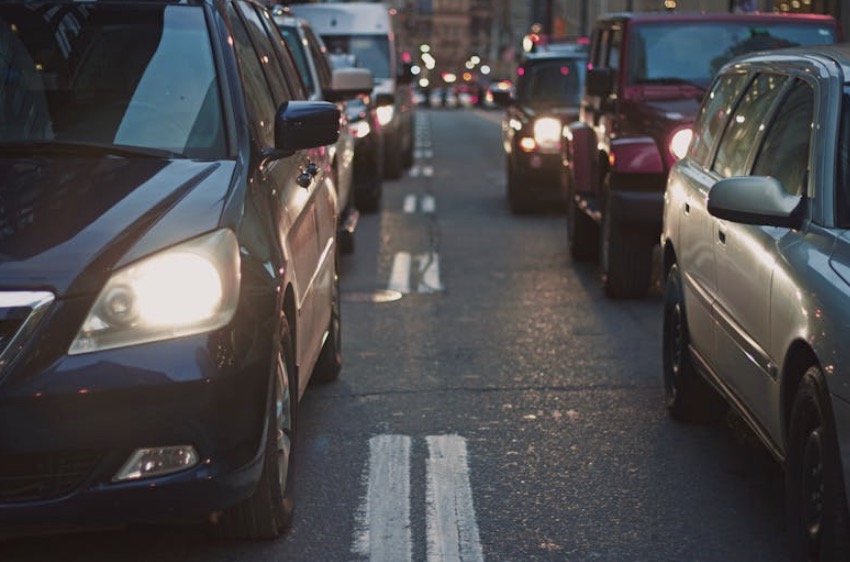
[275,352,292,493]
[663,294,683,403]
[802,425,825,556]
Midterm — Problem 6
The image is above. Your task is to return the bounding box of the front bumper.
[0,300,274,530]
[510,151,565,204]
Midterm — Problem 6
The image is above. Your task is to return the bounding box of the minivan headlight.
[532,117,561,153]
[69,229,241,355]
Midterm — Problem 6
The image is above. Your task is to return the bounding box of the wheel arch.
[780,340,820,445]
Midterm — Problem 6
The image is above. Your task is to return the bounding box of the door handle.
[684,202,690,214]
[718,230,726,244]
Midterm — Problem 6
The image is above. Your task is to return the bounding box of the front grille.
[0,451,103,502]
[0,291,54,373]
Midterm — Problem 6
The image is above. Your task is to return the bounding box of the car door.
[229,2,323,384]
[672,71,751,367]
[713,75,815,434]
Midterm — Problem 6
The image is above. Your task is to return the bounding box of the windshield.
[517,58,586,106]
[320,34,390,78]
[627,21,836,88]
[0,4,225,159]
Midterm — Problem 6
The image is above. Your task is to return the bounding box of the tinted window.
[690,72,750,166]
[516,59,585,106]
[837,91,850,226]
[628,22,834,88]
[279,25,316,94]
[713,73,786,178]
[0,4,225,158]
[237,3,292,105]
[305,28,333,90]
[752,79,813,197]
[321,35,390,78]
[229,4,277,146]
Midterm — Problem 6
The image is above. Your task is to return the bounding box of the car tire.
[662,263,726,424]
[567,186,598,262]
[507,160,533,214]
[384,140,403,180]
[786,367,850,562]
[213,319,297,540]
[600,183,652,298]
[312,255,342,384]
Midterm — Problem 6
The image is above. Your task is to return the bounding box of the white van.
[292,2,415,179]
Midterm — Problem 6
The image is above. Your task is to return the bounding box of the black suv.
[0,0,342,539]
[494,48,587,213]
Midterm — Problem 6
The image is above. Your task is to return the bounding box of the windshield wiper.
[0,140,185,159]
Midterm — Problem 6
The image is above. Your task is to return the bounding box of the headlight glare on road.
[69,229,241,355]
[376,105,395,126]
[533,117,561,153]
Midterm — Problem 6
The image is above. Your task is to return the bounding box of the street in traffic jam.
[2,0,850,561]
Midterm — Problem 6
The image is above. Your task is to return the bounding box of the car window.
[516,59,585,106]
[321,35,391,79]
[279,26,316,95]
[0,4,226,158]
[260,10,308,100]
[751,79,814,197]
[228,3,277,146]
[606,25,622,90]
[305,28,333,90]
[236,3,292,106]
[713,73,787,178]
[689,72,750,167]
[837,91,850,226]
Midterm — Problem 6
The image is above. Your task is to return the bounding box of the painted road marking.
[403,195,417,213]
[421,195,436,213]
[418,252,442,293]
[389,252,412,294]
[354,435,412,562]
[388,252,442,294]
[427,435,484,562]
[403,195,436,214]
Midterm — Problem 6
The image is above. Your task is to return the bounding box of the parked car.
[493,49,587,213]
[327,52,386,214]
[0,0,343,539]
[565,12,838,298]
[291,2,416,180]
[661,44,850,561]
[274,7,374,249]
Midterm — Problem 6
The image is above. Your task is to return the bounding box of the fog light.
[113,445,199,482]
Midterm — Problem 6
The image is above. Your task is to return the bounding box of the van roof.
[290,2,393,35]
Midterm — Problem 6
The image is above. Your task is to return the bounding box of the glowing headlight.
[69,229,241,355]
[350,120,371,139]
[533,117,561,153]
[669,127,693,161]
[376,105,395,126]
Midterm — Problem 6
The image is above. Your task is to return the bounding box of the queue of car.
[491,11,849,562]
[0,0,415,541]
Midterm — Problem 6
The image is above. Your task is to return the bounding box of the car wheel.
[567,183,598,262]
[662,263,726,424]
[313,255,342,383]
[786,367,850,562]
[384,140,403,180]
[507,160,532,214]
[213,319,297,539]
[600,181,652,298]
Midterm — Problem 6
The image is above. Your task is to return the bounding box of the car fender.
[609,136,664,175]
[565,121,599,196]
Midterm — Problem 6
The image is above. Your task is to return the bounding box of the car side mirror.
[707,176,804,229]
[272,101,340,157]
[586,67,613,97]
[324,67,373,102]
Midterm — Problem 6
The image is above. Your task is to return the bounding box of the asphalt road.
[4,107,789,562]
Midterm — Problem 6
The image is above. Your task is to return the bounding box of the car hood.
[0,156,236,297]
[640,97,702,122]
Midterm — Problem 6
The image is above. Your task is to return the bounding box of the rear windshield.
[0,4,226,158]
[321,34,390,78]
[516,58,586,106]
[627,21,836,89]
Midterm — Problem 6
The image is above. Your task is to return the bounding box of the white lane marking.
[415,149,434,159]
[354,435,412,562]
[426,435,484,562]
[403,195,417,213]
[389,252,412,294]
[410,165,421,178]
[421,195,436,213]
[423,165,434,177]
[418,253,442,293]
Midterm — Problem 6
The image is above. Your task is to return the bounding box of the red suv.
[565,12,838,298]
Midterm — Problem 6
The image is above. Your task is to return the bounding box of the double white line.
[388,252,442,294]
[354,435,484,562]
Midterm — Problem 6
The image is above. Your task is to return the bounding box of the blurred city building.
[285,0,846,91]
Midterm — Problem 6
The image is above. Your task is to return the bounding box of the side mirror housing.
[274,101,340,155]
[707,176,804,229]
[324,67,374,102]
[586,67,614,97]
